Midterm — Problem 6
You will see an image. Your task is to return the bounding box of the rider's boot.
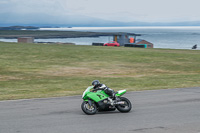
[108,97,114,106]
[108,93,118,106]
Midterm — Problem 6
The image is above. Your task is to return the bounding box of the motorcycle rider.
[92,80,116,105]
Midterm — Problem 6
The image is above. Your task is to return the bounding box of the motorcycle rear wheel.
[116,97,132,113]
[81,101,97,115]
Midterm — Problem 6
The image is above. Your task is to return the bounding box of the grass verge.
[0,42,200,100]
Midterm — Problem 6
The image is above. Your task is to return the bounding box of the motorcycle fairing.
[116,89,126,97]
[87,90,109,102]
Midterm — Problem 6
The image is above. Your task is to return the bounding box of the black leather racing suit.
[94,84,115,98]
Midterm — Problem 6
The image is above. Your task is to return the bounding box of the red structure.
[129,37,134,43]
[18,37,34,43]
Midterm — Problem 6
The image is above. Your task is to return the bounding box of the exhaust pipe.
[116,101,125,105]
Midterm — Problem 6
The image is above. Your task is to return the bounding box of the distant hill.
[1,21,200,28]
[0,26,39,30]
[1,12,200,27]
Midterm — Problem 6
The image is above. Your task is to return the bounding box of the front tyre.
[116,97,132,113]
[81,101,97,115]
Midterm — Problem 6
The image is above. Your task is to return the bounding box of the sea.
[1,26,200,50]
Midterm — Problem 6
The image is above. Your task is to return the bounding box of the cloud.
[1,0,200,26]
[0,0,67,15]
[0,0,8,4]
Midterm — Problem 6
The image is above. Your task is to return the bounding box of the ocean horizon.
[39,26,200,31]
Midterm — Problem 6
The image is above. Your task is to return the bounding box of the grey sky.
[0,0,200,25]
[64,0,200,22]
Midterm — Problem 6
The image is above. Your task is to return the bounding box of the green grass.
[0,42,200,100]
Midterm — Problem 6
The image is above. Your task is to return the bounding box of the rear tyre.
[116,97,132,113]
[81,101,97,115]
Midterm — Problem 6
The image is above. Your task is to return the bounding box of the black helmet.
[92,80,100,87]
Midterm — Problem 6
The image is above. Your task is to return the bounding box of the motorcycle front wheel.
[81,101,97,115]
[116,97,132,113]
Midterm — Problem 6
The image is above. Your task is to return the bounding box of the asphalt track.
[0,87,200,133]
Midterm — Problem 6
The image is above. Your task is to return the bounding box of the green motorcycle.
[81,86,132,115]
